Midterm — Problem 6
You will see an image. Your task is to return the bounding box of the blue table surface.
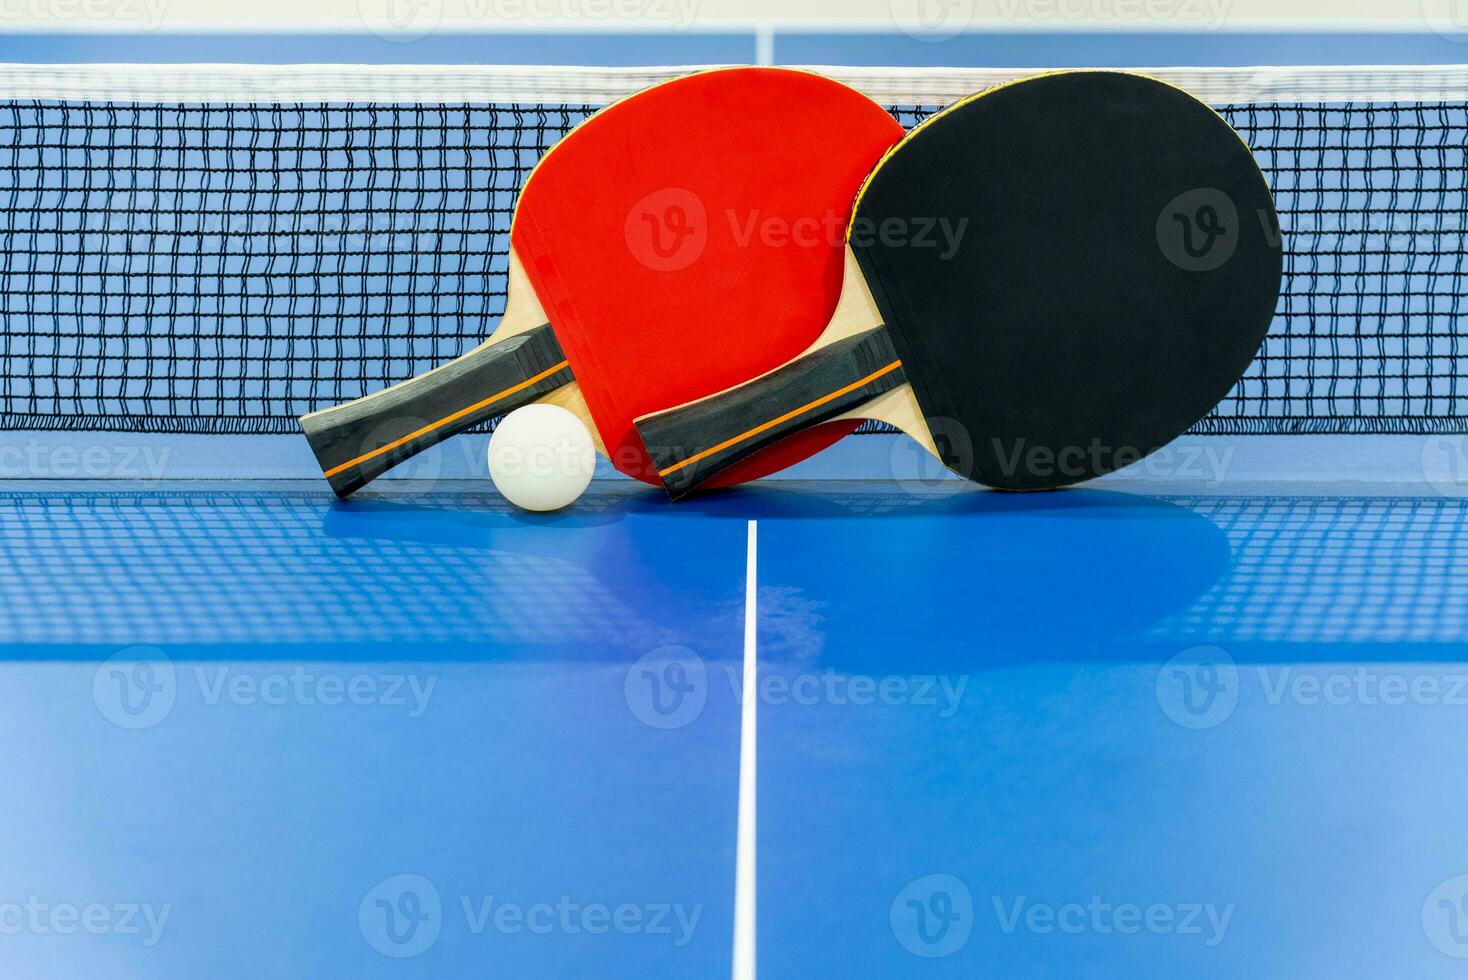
[1,480,1465,977]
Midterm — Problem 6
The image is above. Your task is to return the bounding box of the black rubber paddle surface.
[853,70,1282,489]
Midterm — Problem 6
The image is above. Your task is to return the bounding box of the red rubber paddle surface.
[512,67,904,486]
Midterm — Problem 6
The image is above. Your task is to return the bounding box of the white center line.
[731,520,758,980]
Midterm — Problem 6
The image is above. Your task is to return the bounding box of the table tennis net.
[2,64,1468,436]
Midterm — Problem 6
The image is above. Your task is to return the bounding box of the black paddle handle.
[636,326,907,500]
[299,323,571,499]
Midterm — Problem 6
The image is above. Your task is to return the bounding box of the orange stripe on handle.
[323,359,570,478]
[657,360,903,479]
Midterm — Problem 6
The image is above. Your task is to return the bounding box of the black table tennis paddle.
[634,71,1283,498]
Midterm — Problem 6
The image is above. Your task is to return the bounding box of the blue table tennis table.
[2,479,1466,978]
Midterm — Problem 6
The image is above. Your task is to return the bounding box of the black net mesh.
[0,99,1465,434]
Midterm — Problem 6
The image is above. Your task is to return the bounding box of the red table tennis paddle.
[299,68,903,498]
[636,71,1283,497]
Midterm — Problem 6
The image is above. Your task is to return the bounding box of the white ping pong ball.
[487,404,596,512]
